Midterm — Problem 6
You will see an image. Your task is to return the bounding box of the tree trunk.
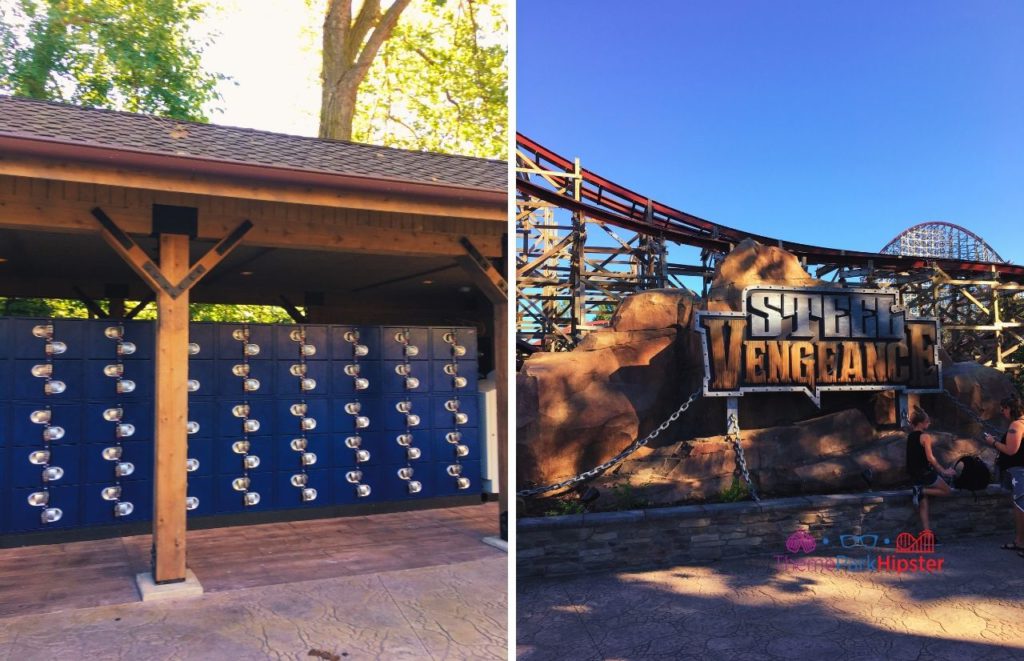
[318,0,412,141]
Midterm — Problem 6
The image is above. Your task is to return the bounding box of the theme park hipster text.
[696,287,941,404]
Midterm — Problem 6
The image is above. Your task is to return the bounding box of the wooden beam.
[494,300,508,540]
[455,237,508,538]
[455,237,507,304]
[0,155,505,222]
[175,219,253,295]
[0,198,503,258]
[91,207,177,296]
[153,233,189,583]
[71,286,109,319]
[125,294,155,319]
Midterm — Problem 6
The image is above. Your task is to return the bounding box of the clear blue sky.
[517,1,1024,265]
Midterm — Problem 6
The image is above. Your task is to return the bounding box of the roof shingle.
[0,95,506,192]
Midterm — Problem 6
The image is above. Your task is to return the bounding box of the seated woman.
[983,395,1024,555]
[907,407,954,535]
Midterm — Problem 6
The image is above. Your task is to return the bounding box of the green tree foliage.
[0,0,223,120]
[0,297,296,323]
[351,0,506,159]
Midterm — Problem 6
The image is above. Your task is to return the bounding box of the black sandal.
[1000,542,1024,551]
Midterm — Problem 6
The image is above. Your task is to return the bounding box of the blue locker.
[9,484,82,532]
[11,318,87,360]
[330,463,385,505]
[187,360,216,398]
[14,358,85,401]
[81,480,153,525]
[379,463,435,500]
[430,327,478,363]
[215,324,275,361]
[82,441,153,484]
[272,397,328,435]
[11,402,81,447]
[274,433,330,472]
[213,434,275,476]
[379,394,433,431]
[273,325,329,361]
[186,401,215,439]
[329,360,380,396]
[432,459,482,496]
[329,430,385,469]
[82,401,154,444]
[379,360,429,394]
[0,405,9,448]
[214,472,275,513]
[329,325,382,361]
[186,475,214,516]
[0,318,9,359]
[214,359,274,398]
[273,468,329,509]
[9,442,81,488]
[275,360,330,397]
[188,323,217,359]
[430,394,479,430]
[84,321,155,360]
[215,397,274,438]
[427,359,478,393]
[375,429,435,465]
[380,326,430,361]
[83,359,155,400]
[328,397,382,434]
[187,437,215,478]
[432,428,480,465]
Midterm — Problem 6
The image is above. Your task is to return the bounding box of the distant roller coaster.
[516,136,1024,371]
[881,221,1005,263]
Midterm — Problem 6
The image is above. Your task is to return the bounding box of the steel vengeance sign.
[696,286,941,405]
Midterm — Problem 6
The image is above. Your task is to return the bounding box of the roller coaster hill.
[516,134,1024,375]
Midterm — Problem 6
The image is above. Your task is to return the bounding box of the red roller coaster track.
[517,133,1024,281]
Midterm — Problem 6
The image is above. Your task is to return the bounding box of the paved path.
[518,534,1024,660]
[0,555,506,660]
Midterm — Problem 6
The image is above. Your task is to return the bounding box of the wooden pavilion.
[0,95,507,585]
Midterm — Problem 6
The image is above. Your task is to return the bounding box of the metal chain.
[727,412,760,503]
[516,389,703,497]
[939,389,1003,435]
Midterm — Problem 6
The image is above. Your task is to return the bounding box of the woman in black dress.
[983,395,1024,555]
[907,407,954,533]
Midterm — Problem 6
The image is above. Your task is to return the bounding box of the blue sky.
[517,1,1024,264]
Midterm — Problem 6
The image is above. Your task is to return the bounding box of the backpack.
[953,455,991,492]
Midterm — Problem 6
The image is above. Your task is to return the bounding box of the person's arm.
[922,433,955,477]
[987,422,1023,455]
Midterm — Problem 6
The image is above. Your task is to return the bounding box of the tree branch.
[348,0,381,61]
[353,0,411,72]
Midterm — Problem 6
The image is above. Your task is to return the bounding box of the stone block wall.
[518,486,1014,578]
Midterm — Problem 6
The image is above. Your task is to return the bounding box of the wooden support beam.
[153,233,189,583]
[126,295,155,320]
[90,208,251,583]
[455,237,508,538]
[279,295,308,323]
[71,286,109,319]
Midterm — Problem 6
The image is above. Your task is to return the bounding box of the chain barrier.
[727,412,760,503]
[938,390,1003,435]
[516,389,703,498]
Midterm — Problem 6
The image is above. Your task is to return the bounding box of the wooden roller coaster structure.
[516,134,1024,372]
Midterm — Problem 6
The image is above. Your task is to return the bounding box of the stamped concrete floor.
[518,534,1024,660]
[0,503,507,660]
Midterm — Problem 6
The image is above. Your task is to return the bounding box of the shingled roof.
[0,95,505,192]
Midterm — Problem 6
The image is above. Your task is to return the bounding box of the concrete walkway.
[518,534,1024,660]
[0,555,506,660]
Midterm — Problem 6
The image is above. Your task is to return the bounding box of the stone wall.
[517,486,1014,578]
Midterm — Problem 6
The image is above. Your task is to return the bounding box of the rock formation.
[517,239,1017,502]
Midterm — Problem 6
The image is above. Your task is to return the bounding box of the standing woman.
[907,407,954,534]
[984,395,1024,555]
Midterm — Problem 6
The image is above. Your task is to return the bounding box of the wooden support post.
[456,238,509,540]
[154,234,190,583]
[92,206,252,584]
